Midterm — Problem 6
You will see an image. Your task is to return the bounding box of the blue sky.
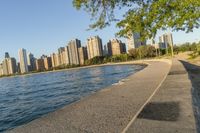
[0,0,199,61]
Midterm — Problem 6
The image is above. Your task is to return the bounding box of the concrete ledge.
[8,60,171,133]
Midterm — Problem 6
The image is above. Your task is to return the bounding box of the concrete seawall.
[8,59,196,133]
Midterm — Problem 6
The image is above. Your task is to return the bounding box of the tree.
[128,48,139,59]
[147,45,156,57]
[73,0,200,40]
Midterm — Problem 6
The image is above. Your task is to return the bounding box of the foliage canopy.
[73,0,200,39]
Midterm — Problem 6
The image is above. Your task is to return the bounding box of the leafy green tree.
[73,0,200,39]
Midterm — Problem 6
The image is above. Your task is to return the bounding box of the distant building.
[5,52,10,58]
[103,45,108,56]
[78,47,88,65]
[121,43,126,54]
[35,58,45,71]
[107,39,126,56]
[87,36,103,59]
[51,53,56,68]
[58,47,65,66]
[44,56,52,70]
[0,64,3,76]
[63,46,70,65]
[7,58,17,75]
[150,39,159,49]
[68,39,81,65]
[1,57,17,75]
[27,53,36,71]
[159,33,174,49]
[18,48,29,73]
[58,47,70,66]
[51,53,60,68]
[127,32,146,51]
[2,59,9,75]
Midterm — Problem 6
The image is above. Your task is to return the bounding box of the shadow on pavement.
[180,60,200,133]
[137,102,180,121]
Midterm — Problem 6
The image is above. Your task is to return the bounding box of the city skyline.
[0,35,108,76]
[0,32,195,63]
[0,0,199,61]
[0,32,176,77]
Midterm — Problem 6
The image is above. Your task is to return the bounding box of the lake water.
[0,64,145,132]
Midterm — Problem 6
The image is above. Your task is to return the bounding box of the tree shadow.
[138,102,180,121]
[180,60,200,133]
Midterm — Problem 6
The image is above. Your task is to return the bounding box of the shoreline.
[0,60,149,79]
[8,59,173,133]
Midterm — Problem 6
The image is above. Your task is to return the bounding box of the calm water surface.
[0,64,145,132]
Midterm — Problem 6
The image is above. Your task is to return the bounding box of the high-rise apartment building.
[0,64,3,76]
[87,36,103,59]
[127,32,146,51]
[107,39,126,56]
[2,59,9,75]
[58,47,70,66]
[63,46,70,65]
[18,49,29,73]
[1,57,17,75]
[51,53,60,68]
[103,45,108,56]
[121,43,126,54]
[51,53,56,68]
[35,58,45,71]
[44,56,52,70]
[78,47,88,65]
[58,47,65,66]
[159,33,174,49]
[7,58,17,75]
[68,39,81,65]
[27,53,36,71]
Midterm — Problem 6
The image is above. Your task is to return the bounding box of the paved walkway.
[8,60,171,133]
[127,59,197,133]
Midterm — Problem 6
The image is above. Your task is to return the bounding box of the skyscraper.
[1,57,17,75]
[18,48,29,74]
[87,36,103,59]
[78,47,88,65]
[44,56,52,70]
[27,53,36,71]
[51,53,59,68]
[35,58,45,71]
[5,52,10,58]
[0,64,3,76]
[159,33,174,49]
[127,32,146,51]
[58,47,65,66]
[68,39,81,65]
[103,45,108,56]
[107,39,126,56]
[7,58,17,75]
[63,46,70,65]
[2,59,9,75]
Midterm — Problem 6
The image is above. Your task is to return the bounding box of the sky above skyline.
[0,0,199,61]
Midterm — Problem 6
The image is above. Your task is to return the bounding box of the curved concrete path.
[8,60,171,133]
[126,59,197,133]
